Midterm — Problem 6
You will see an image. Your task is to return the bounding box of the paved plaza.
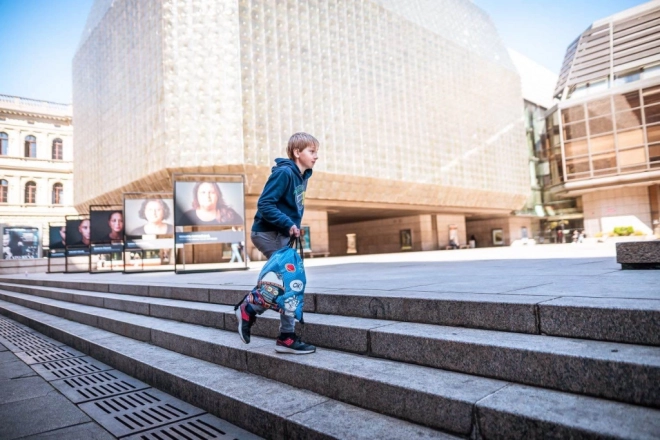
[0,241,658,439]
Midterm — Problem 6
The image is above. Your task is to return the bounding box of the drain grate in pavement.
[31,356,112,380]
[51,370,151,403]
[0,325,61,352]
[79,389,206,438]
[123,413,255,440]
[14,345,84,364]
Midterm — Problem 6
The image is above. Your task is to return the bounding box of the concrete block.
[476,384,660,440]
[96,315,152,342]
[370,322,660,407]
[288,400,458,440]
[315,293,545,333]
[540,297,660,346]
[246,346,505,435]
[0,392,91,440]
[209,287,250,305]
[617,240,660,269]
[149,285,209,302]
[108,283,149,296]
[150,325,253,372]
[0,358,37,380]
[20,422,116,440]
[103,297,150,315]
[150,303,224,328]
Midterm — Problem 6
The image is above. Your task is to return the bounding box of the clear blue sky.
[0,0,652,104]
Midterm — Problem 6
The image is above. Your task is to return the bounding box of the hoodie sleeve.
[257,168,296,231]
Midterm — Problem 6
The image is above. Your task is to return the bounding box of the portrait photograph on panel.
[66,218,90,247]
[49,225,67,249]
[91,210,124,244]
[2,227,40,259]
[174,181,244,227]
[124,198,175,237]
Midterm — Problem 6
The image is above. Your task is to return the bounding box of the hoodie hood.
[274,158,313,179]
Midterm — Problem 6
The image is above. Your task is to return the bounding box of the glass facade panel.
[613,91,640,110]
[649,143,660,162]
[590,134,615,154]
[618,147,646,167]
[563,122,587,140]
[566,157,590,175]
[617,128,644,148]
[591,152,617,171]
[644,104,660,125]
[647,124,660,144]
[589,116,613,135]
[561,106,585,124]
[616,109,642,130]
[564,139,588,157]
[587,98,611,118]
[643,86,660,106]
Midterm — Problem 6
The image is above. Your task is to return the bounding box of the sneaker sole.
[235,308,249,344]
[275,346,316,354]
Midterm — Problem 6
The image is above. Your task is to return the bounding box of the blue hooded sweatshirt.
[252,158,313,235]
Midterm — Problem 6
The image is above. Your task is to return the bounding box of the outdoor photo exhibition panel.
[2,225,41,261]
[89,205,125,273]
[173,174,247,274]
[47,224,66,273]
[123,193,175,274]
[64,215,90,273]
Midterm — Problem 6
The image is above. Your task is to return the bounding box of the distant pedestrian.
[234,132,319,354]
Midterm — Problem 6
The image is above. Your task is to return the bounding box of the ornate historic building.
[545,1,660,239]
[0,95,76,251]
[0,94,76,252]
[73,0,529,255]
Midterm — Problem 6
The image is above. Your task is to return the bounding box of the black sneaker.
[275,333,316,354]
[235,302,256,344]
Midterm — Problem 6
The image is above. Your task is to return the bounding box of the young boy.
[235,132,319,354]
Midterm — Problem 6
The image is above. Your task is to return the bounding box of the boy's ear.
[293,148,300,159]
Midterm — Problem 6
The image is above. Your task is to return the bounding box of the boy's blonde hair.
[287,132,319,160]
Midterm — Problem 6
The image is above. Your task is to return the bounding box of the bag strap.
[287,235,305,262]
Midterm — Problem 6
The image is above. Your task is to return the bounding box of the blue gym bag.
[246,236,306,322]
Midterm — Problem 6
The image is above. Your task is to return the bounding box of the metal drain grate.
[79,389,205,438]
[15,346,84,364]
[123,413,258,440]
[0,329,61,352]
[51,370,150,403]
[31,356,112,380]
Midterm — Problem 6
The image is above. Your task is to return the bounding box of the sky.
[0,0,653,104]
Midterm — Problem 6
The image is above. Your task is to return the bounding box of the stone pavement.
[0,242,657,439]
[15,242,657,300]
[0,316,260,439]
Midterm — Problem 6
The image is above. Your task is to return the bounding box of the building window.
[25,181,36,204]
[0,179,7,203]
[0,133,7,155]
[24,135,37,158]
[52,183,63,204]
[52,139,63,160]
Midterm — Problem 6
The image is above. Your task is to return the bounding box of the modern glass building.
[545,0,660,238]
[73,0,529,256]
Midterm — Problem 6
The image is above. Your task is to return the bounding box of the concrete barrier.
[616,240,660,269]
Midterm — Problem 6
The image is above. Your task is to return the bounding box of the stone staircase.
[0,277,658,439]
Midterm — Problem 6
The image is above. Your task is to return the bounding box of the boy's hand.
[289,225,300,237]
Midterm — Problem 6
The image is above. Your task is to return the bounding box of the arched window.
[0,133,7,155]
[0,179,7,203]
[52,183,63,204]
[52,138,63,160]
[24,135,37,158]
[24,181,36,204]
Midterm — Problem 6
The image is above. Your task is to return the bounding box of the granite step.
[0,302,457,440]
[2,299,659,440]
[1,278,658,345]
[0,287,658,410]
